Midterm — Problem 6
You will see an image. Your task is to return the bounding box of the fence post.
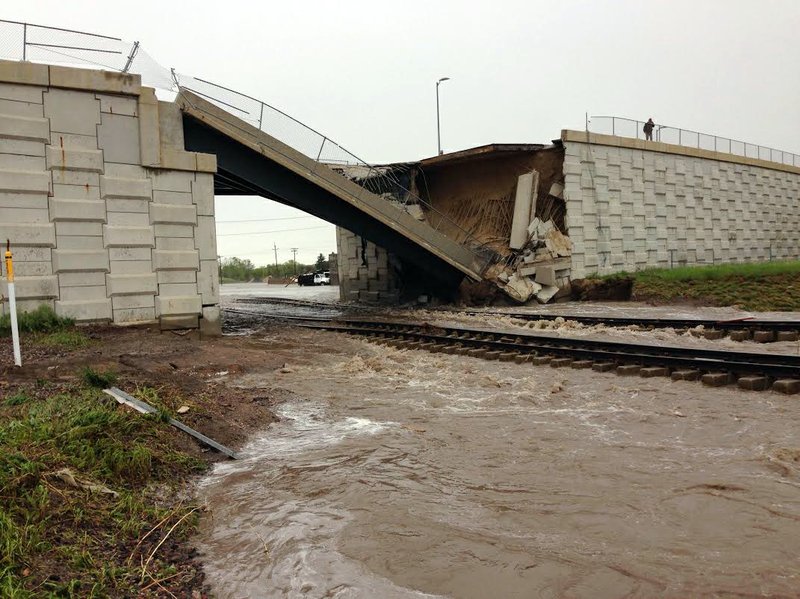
[316,137,326,162]
[122,41,140,73]
[612,117,615,136]
[679,129,682,145]
[22,23,27,61]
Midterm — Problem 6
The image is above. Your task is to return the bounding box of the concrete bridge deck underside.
[177,90,484,290]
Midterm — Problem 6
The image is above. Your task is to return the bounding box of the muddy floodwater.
[197,326,800,598]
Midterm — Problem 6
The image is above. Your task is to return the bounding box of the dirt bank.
[0,321,290,597]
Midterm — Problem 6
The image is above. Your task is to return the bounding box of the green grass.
[81,367,118,389]
[0,305,75,337]
[618,260,800,311]
[0,380,206,596]
[35,329,90,349]
[633,260,800,282]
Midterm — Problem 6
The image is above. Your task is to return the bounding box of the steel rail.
[457,312,800,334]
[297,320,800,380]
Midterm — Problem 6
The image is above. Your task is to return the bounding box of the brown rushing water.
[197,328,800,598]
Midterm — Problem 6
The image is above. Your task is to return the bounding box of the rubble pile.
[494,176,573,304]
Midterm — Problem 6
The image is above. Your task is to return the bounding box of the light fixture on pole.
[436,77,450,155]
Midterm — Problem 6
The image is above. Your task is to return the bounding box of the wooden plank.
[103,387,239,459]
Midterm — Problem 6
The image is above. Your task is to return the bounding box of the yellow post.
[4,246,14,282]
[5,239,21,366]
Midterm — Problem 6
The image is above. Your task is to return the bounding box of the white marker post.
[5,240,21,366]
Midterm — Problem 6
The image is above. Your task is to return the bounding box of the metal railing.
[175,75,497,269]
[588,115,799,168]
[0,19,497,273]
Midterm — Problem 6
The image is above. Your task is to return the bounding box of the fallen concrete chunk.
[549,182,564,199]
[539,219,556,237]
[504,273,539,303]
[535,284,559,303]
[518,265,536,277]
[527,217,542,239]
[510,172,536,249]
[535,265,557,287]
[405,204,426,221]
[545,228,573,257]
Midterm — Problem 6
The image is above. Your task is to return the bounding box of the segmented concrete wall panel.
[336,228,399,304]
[0,63,220,333]
[562,136,800,278]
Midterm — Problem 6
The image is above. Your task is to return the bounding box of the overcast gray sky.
[6,0,799,266]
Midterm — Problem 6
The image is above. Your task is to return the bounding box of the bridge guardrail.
[589,115,799,168]
[0,18,498,274]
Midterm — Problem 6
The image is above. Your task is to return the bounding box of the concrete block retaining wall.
[0,60,221,334]
[335,228,399,304]
[562,131,800,279]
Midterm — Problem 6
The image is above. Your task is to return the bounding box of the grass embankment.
[578,261,800,311]
[1,309,207,596]
[631,261,800,311]
[0,306,88,349]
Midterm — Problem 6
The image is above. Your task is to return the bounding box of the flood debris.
[49,468,119,497]
[104,387,239,459]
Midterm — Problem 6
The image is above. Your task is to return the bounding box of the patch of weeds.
[81,367,118,389]
[36,329,90,349]
[3,393,30,407]
[0,305,74,337]
[135,386,179,422]
[0,386,207,595]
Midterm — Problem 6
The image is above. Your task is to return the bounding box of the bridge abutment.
[0,60,222,334]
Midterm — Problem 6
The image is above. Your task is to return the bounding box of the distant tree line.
[220,254,330,282]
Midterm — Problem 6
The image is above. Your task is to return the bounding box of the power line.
[216,225,332,237]
[216,215,316,224]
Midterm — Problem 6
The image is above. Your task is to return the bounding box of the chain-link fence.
[174,74,497,267]
[588,115,799,168]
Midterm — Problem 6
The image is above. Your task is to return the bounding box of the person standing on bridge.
[643,118,655,141]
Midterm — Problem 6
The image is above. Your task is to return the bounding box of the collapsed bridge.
[0,19,798,334]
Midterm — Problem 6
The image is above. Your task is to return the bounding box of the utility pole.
[436,77,450,155]
[291,248,298,274]
[273,242,278,269]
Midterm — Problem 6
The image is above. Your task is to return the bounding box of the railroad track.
[454,311,800,344]
[300,319,800,395]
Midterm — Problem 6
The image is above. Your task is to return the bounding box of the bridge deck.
[176,90,485,282]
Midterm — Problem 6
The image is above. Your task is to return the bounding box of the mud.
[196,325,800,598]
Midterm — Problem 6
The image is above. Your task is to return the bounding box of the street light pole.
[436,77,450,155]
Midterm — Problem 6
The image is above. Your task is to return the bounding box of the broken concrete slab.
[535,265,557,287]
[545,228,573,257]
[518,265,536,277]
[504,273,540,303]
[510,171,537,249]
[527,217,541,239]
[549,182,564,198]
[535,284,559,303]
